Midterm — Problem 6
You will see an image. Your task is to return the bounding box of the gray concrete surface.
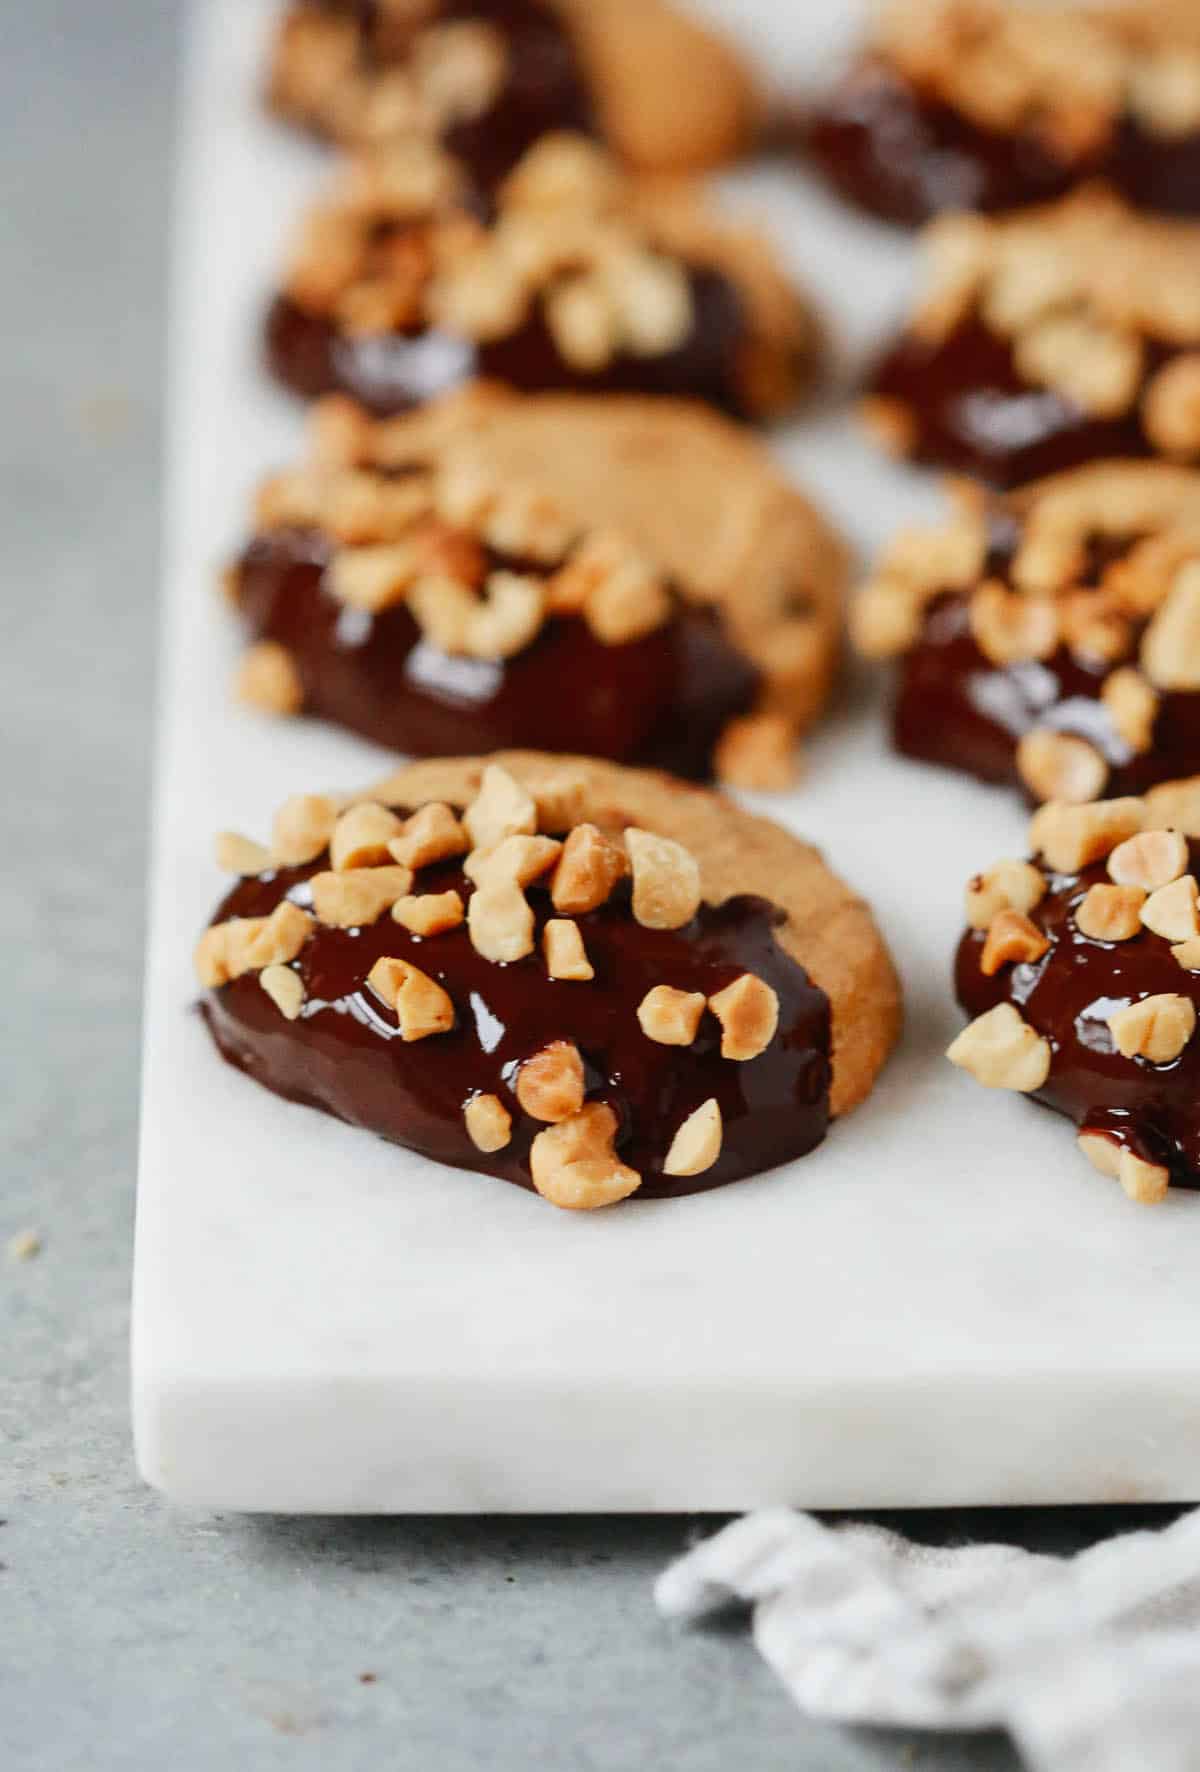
[0,5,1175,1767]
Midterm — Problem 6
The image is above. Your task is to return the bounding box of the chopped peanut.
[1145,777,1200,838]
[327,541,422,612]
[467,879,534,963]
[1016,728,1108,805]
[965,860,1047,930]
[543,919,594,981]
[533,773,587,834]
[387,801,470,869]
[637,985,706,1047]
[969,582,1059,666]
[391,890,465,936]
[214,832,272,876]
[551,823,627,914]
[311,865,414,928]
[235,641,303,717]
[463,765,537,853]
[1142,354,1200,459]
[259,963,305,1021]
[194,901,314,988]
[330,802,403,871]
[946,1003,1051,1092]
[1075,883,1146,942]
[663,1099,722,1178]
[1108,992,1196,1063]
[626,829,701,930]
[708,974,779,1062]
[713,714,800,793]
[1100,667,1159,755]
[529,1101,641,1211]
[979,909,1050,975]
[515,1040,585,1123]
[1141,564,1200,690]
[466,834,561,888]
[1171,937,1200,970]
[1077,1130,1121,1179]
[1118,1151,1171,1205]
[1107,828,1189,892]
[1140,873,1200,941]
[1028,798,1145,873]
[272,793,339,867]
[464,1093,512,1153]
[366,956,455,1040]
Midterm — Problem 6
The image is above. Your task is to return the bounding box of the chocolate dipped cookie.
[853,463,1200,807]
[268,0,759,189]
[229,387,847,787]
[265,134,818,423]
[195,755,901,1210]
[806,0,1200,227]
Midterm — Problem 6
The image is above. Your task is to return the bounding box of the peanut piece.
[663,1099,722,1178]
[387,802,469,869]
[234,641,303,716]
[626,829,701,930]
[965,860,1046,930]
[1140,873,1200,941]
[979,909,1050,976]
[1016,729,1108,806]
[272,793,339,867]
[463,765,536,853]
[391,890,465,936]
[946,1003,1050,1092]
[1108,993,1196,1063]
[1028,798,1145,874]
[1075,883,1146,942]
[259,964,305,1021]
[708,974,779,1062]
[515,1040,585,1123]
[330,802,403,871]
[467,879,534,963]
[551,824,626,914]
[366,956,455,1041]
[543,920,594,981]
[637,985,706,1047]
[311,865,414,929]
[464,1093,512,1153]
[1107,828,1189,892]
[215,832,272,876]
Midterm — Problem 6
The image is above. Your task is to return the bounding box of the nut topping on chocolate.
[194,759,853,1208]
[953,788,1200,1202]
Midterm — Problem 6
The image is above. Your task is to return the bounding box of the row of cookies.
[194,1,905,1215]
[195,3,1200,1213]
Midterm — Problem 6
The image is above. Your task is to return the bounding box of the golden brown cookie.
[853,460,1200,804]
[863,188,1200,488]
[267,0,759,188]
[230,387,848,786]
[266,134,819,424]
[951,786,1200,1205]
[806,0,1200,227]
[196,754,901,1208]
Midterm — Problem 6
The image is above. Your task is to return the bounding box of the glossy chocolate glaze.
[804,61,1086,227]
[893,528,1200,797]
[870,317,1155,489]
[307,0,596,191]
[201,854,832,1200]
[956,842,1200,1185]
[233,526,760,778]
[265,265,758,420]
[805,59,1200,226]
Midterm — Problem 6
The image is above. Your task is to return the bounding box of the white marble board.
[132,0,1200,1511]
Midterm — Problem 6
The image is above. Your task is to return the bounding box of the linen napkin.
[655,1507,1200,1771]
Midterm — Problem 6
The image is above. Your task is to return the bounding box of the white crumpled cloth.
[655,1507,1200,1772]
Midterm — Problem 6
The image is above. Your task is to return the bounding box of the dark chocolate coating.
[265,264,759,421]
[869,318,1155,490]
[233,526,761,778]
[305,0,597,192]
[805,58,1200,227]
[805,61,1084,227]
[956,843,1200,1185]
[202,855,832,1200]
